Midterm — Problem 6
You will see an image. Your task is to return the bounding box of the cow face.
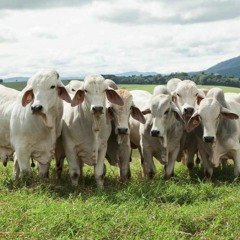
[142,94,183,147]
[108,89,145,135]
[172,80,204,122]
[71,75,123,115]
[187,98,238,143]
[22,69,71,113]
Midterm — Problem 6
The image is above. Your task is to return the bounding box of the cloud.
[0,26,17,42]
[96,0,240,25]
[0,0,93,10]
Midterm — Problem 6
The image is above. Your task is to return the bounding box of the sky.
[0,0,239,78]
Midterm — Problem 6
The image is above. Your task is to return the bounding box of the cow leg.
[95,146,107,188]
[164,148,178,179]
[65,151,80,187]
[14,148,32,179]
[118,140,131,181]
[142,148,156,179]
[232,150,240,177]
[13,155,20,180]
[198,148,213,180]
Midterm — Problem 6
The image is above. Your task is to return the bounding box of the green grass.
[1,81,240,239]
[1,152,240,239]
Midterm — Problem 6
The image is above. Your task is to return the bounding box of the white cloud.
[0,0,239,78]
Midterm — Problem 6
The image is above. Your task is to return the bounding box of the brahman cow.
[0,85,19,166]
[187,88,240,178]
[171,80,205,170]
[61,74,123,187]
[106,89,145,181]
[140,89,184,179]
[10,69,71,179]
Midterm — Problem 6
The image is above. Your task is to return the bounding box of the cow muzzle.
[150,130,160,137]
[92,106,104,115]
[203,136,215,143]
[117,128,128,135]
[31,104,43,113]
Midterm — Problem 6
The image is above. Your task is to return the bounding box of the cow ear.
[57,86,71,103]
[142,108,151,115]
[186,112,200,132]
[106,89,124,106]
[71,89,85,107]
[131,106,146,124]
[196,89,205,105]
[171,103,184,123]
[22,89,34,106]
[221,107,239,120]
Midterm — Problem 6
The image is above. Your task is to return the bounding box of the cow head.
[187,97,238,143]
[172,80,205,122]
[142,94,183,147]
[71,75,123,116]
[22,69,71,113]
[107,89,145,135]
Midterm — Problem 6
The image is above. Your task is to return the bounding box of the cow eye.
[71,88,76,92]
[164,109,170,115]
[195,93,198,97]
[50,85,55,89]
[177,93,181,97]
[84,90,88,93]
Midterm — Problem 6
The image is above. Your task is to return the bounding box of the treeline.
[102,72,240,87]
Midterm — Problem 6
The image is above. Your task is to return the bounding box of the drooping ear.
[196,89,205,105]
[141,108,151,115]
[71,89,85,107]
[131,106,146,124]
[221,107,239,120]
[171,102,184,123]
[57,86,71,103]
[186,112,200,132]
[106,88,124,106]
[22,89,34,106]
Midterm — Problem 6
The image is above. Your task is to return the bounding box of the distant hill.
[115,71,159,77]
[3,77,29,82]
[204,56,240,77]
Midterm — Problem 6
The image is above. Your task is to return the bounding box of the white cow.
[61,74,123,187]
[0,85,19,166]
[187,87,240,178]
[10,69,71,179]
[172,80,205,170]
[106,89,145,180]
[140,92,184,179]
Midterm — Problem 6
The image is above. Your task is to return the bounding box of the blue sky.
[0,0,239,78]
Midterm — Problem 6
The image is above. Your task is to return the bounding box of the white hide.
[140,94,184,179]
[10,69,71,178]
[166,78,182,93]
[0,85,19,166]
[61,74,123,187]
[106,89,145,180]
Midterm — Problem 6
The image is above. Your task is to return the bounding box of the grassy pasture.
[0,81,240,239]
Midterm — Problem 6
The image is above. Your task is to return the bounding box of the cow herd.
[0,69,240,187]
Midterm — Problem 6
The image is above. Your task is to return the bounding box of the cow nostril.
[151,130,160,137]
[184,107,194,115]
[92,106,103,113]
[31,105,43,112]
[203,136,214,143]
[117,128,128,135]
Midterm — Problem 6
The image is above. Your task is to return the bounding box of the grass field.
[0,81,240,239]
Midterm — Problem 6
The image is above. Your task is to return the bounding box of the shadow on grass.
[1,161,239,205]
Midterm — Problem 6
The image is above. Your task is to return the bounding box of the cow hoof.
[148,170,155,179]
[187,162,194,170]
